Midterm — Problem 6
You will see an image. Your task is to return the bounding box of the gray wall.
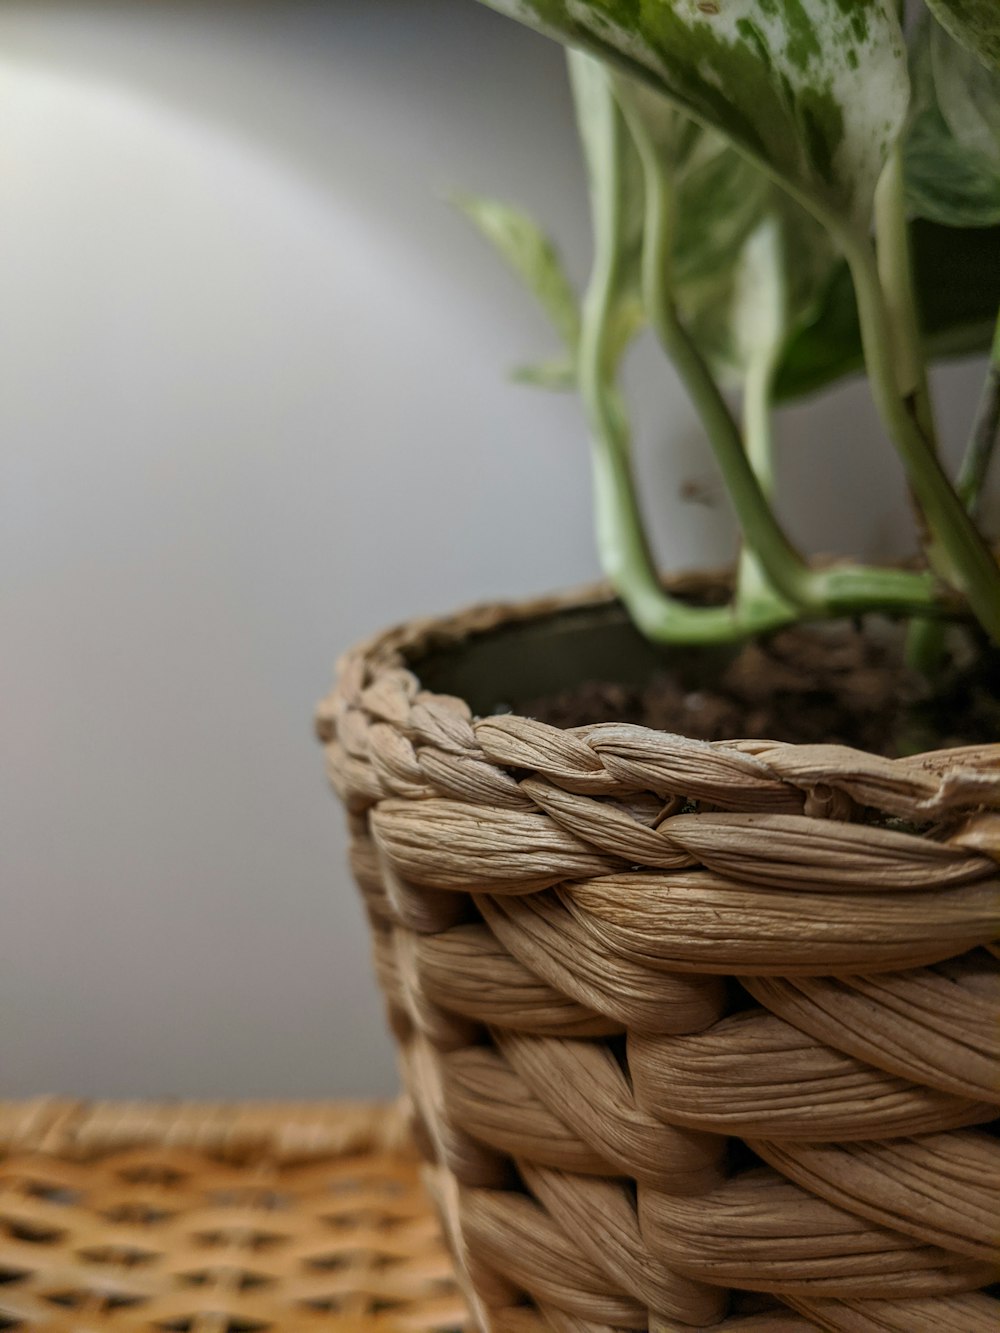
[1,2,991,1097]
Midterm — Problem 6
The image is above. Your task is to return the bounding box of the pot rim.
[319,577,1000,800]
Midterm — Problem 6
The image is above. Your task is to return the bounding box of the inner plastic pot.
[413,597,735,717]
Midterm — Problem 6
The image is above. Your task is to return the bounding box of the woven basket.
[317,583,1000,1332]
[0,1099,469,1330]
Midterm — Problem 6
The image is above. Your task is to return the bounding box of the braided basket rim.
[321,575,1000,784]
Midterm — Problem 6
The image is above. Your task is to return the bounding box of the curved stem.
[570,54,953,644]
[580,280,941,637]
[908,308,1000,673]
[957,310,1000,518]
[736,350,796,616]
[573,60,773,644]
[875,147,950,674]
[841,231,1000,643]
[629,118,819,613]
[874,147,938,454]
[579,293,791,642]
[625,99,942,623]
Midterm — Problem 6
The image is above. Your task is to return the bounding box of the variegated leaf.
[924,0,1000,71]
[776,221,1000,399]
[479,0,909,233]
[905,18,1000,227]
[453,194,581,347]
[615,72,834,383]
[931,18,1000,166]
[511,355,577,387]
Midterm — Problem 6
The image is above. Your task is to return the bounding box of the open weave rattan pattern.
[317,585,1000,1333]
[0,1099,469,1331]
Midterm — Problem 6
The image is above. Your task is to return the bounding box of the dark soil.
[517,620,1000,756]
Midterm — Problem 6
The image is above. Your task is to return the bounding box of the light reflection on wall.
[0,1,991,1098]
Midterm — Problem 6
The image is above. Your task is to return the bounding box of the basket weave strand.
[319,586,1000,1331]
[0,1099,469,1330]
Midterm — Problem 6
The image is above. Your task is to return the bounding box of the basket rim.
[0,1098,411,1163]
[321,575,1000,780]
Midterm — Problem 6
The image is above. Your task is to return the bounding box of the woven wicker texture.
[317,586,1000,1332]
[0,1099,468,1331]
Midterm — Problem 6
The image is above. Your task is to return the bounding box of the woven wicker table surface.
[0,1100,469,1332]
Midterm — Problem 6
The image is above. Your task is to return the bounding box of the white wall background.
[1,1,990,1098]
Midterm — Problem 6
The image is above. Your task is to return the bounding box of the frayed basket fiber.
[317,584,1000,1333]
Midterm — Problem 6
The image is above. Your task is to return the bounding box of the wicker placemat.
[0,1099,469,1331]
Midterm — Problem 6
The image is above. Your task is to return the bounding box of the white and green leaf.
[923,0,1000,72]
[452,193,581,347]
[510,355,577,388]
[930,18,1000,165]
[613,68,834,385]
[479,0,909,235]
[905,18,1000,227]
[775,220,1000,400]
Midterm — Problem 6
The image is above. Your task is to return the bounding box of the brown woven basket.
[0,1098,469,1330]
[317,582,1000,1332]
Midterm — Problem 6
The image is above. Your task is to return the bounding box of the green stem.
[957,311,1000,518]
[722,353,932,621]
[623,98,941,623]
[875,147,947,673]
[629,118,817,613]
[874,147,938,454]
[736,350,795,617]
[841,232,1000,644]
[908,313,1000,674]
[569,55,953,644]
[579,287,791,643]
[573,62,781,644]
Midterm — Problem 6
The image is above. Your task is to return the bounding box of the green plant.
[458,0,1000,659]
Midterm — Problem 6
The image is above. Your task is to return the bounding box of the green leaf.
[904,19,1000,227]
[931,19,1000,159]
[923,0,1000,71]
[669,126,773,289]
[912,218,1000,357]
[773,260,861,398]
[511,355,577,388]
[453,193,581,347]
[774,219,1000,399]
[479,0,910,234]
[605,294,646,366]
[684,193,834,383]
[615,72,834,385]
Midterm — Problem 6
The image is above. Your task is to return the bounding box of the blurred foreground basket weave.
[0,1099,468,1331]
[318,588,1000,1332]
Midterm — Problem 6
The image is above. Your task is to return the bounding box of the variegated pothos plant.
[458,0,1000,660]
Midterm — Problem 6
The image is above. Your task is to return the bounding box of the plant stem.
[957,310,1000,518]
[573,63,781,644]
[874,146,949,673]
[578,288,791,643]
[630,126,819,613]
[581,313,942,636]
[570,55,952,644]
[736,350,796,618]
[841,232,1000,643]
[874,147,938,455]
[624,101,942,623]
[908,310,1000,672]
